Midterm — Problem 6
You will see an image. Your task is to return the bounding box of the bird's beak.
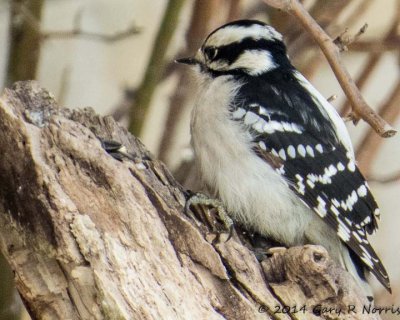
[175,57,199,65]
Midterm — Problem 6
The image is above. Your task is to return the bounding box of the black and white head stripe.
[204,20,283,47]
[229,61,390,291]
[197,20,289,76]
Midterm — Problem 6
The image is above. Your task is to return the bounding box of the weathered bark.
[0,82,377,320]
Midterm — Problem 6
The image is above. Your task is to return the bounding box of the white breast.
[190,75,313,245]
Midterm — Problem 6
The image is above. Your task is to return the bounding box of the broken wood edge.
[0,81,377,320]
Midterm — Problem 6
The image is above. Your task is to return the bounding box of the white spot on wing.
[253,118,268,132]
[276,166,285,175]
[337,220,351,242]
[357,184,367,197]
[287,145,296,158]
[306,145,315,157]
[307,180,315,188]
[278,149,286,160]
[259,141,267,151]
[258,106,268,116]
[345,190,358,211]
[295,174,305,195]
[361,249,373,261]
[297,144,306,157]
[315,144,323,153]
[232,108,246,119]
[316,196,327,216]
[360,216,371,227]
[337,162,345,171]
[347,161,356,172]
[244,111,259,125]
[282,122,291,131]
[271,121,283,132]
[331,205,340,216]
[263,123,275,134]
[291,123,303,134]
[332,198,340,207]
[352,231,363,243]
[328,164,337,176]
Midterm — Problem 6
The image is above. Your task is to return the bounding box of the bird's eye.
[204,47,218,60]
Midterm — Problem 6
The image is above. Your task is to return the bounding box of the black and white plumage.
[177,20,390,294]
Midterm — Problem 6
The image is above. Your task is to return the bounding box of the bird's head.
[177,20,290,77]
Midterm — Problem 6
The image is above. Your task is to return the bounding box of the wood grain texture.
[0,81,378,320]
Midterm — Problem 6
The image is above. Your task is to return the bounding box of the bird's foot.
[184,191,234,240]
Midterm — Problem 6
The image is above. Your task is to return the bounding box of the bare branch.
[348,0,400,55]
[349,37,400,53]
[42,24,140,43]
[334,23,368,52]
[289,0,373,78]
[262,0,397,138]
[340,3,400,117]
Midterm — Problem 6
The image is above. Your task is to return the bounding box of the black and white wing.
[232,69,390,291]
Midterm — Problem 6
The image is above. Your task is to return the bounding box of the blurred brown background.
[0,0,399,319]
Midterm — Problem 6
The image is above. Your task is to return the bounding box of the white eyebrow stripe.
[206,24,282,48]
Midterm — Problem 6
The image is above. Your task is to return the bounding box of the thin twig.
[349,37,400,52]
[339,4,400,117]
[262,0,397,138]
[334,24,368,52]
[298,0,373,79]
[42,24,140,43]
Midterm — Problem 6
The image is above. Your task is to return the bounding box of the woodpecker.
[177,19,390,296]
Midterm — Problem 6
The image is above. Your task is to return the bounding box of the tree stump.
[0,81,377,320]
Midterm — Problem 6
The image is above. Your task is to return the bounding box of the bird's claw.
[184,191,234,240]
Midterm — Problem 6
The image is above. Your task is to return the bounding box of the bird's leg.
[184,191,234,238]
